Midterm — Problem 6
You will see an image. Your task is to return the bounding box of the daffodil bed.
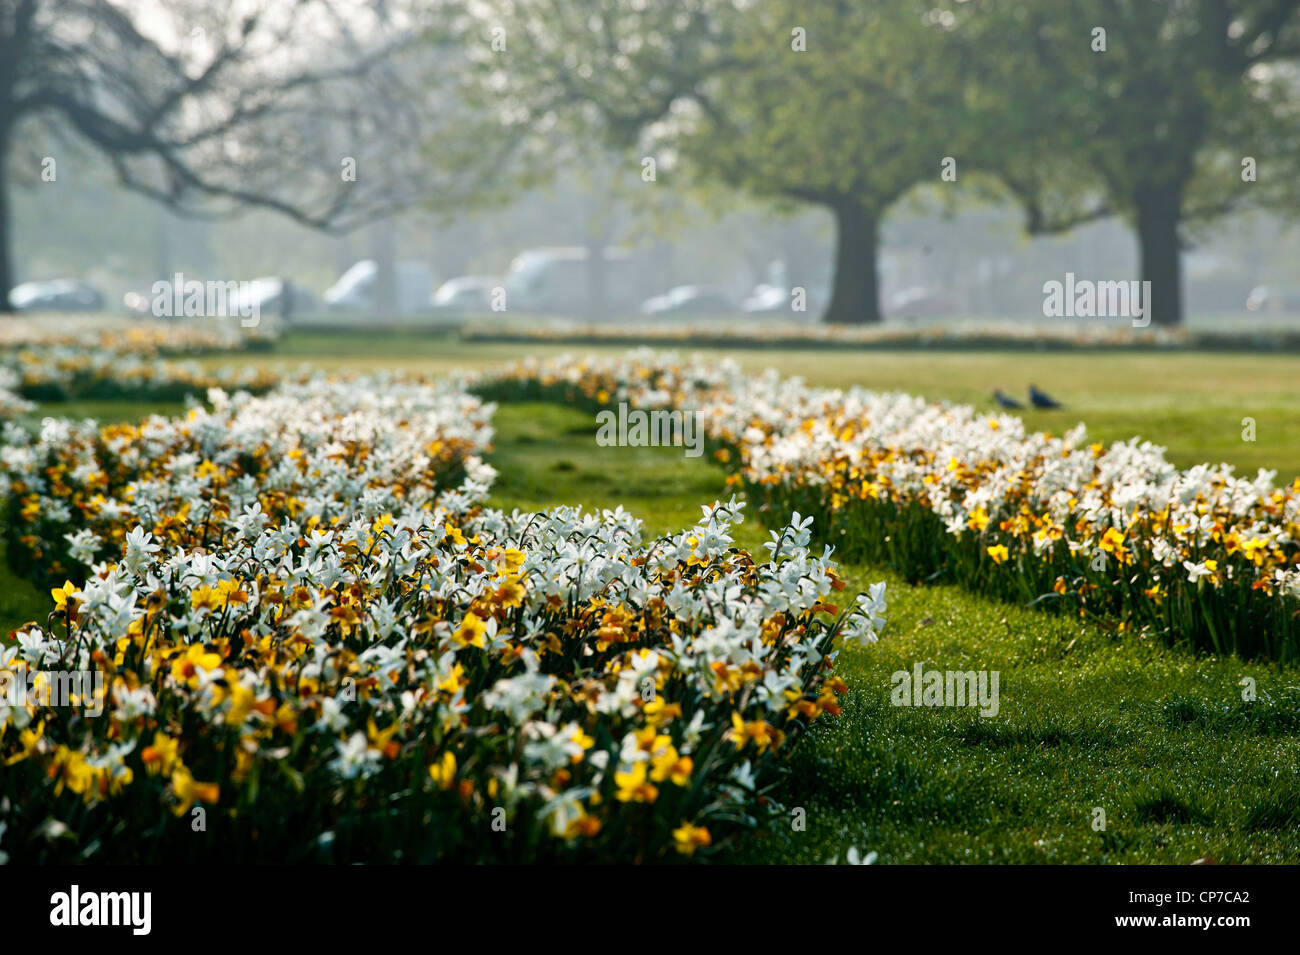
[5,341,1297,864]
[0,316,280,414]
[0,346,280,412]
[0,315,279,354]
[0,373,884,863]
[461,317,1192,349]
[481,350,1300,662]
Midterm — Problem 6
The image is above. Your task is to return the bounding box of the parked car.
[639,285,737,316]
[504,247,658,316]
[323,260,435,316]
[886,286,957,319]
[741,284,790,314]
[430,276,502,314]
[228,277,316,320]
[10,279,105,312]
[1246,285,1300,313]
[121,277,314,320]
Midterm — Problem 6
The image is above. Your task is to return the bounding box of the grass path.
[487,403,1300,863]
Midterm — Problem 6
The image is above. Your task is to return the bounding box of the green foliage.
[965,0,1300,230]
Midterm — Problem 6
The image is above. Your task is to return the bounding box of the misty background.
[13,162,1300,323]
[5,0,1300,326]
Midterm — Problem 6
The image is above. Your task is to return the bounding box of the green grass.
[212,332,1300,479]
[7,334,1300,863]
[0,535,47,635]
[484,402,1300,864]
[486,403,736,535]
[15,398,189,426]
[728,568,1300,863]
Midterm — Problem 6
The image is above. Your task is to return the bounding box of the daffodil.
[4,721,45,765]
[170,765,220,816]
[672,823,712,856]
[428,751,457,790]
[614,762,658,804]
[141,731,180,776]
[50,580,81,617]
[170,644,223,687]
[452,612,487,649]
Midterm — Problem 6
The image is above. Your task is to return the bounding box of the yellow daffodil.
[672,823,712,856]
[614,762,658,804]
[170,644,223,686]
[141,731,180,776]
[452,612,487,649]
[428,751,457,790]
[171,765,220,816]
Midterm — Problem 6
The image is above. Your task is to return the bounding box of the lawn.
[214,330,1300,478]
[6,331,1299,863]
[486,403,1300,864]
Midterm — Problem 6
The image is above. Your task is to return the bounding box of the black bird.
[1028,384,1062,409]
[992,389,1023,410]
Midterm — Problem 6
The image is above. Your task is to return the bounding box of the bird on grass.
[1028,385,1062,409]
[992,389,1023,409]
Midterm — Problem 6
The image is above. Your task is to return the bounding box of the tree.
[670,1,986,323]
[0,0,429,312]
[451,0,985,324]
[966,0,1300,325]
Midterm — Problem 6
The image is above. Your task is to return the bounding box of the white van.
[323,260,435,316]
[504,247,656,316]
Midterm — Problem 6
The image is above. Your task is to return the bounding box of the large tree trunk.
[823,200,881,324]
[1135,185,1184,326]
[0,127,12,314]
